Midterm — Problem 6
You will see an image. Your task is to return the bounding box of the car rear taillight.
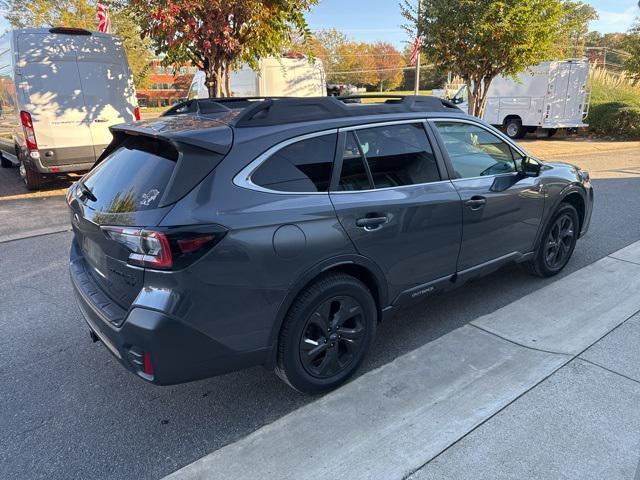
[102,225,226,270]
[20,111,38,151]
[134,106,141,121]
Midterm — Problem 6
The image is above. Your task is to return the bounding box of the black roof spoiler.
[101,118,233,165]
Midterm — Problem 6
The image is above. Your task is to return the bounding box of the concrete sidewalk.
[166,241,640,480]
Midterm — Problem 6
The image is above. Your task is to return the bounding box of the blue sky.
[0,0,636,41]
[307,0,639,47]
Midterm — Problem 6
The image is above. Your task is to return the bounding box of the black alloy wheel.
[299,295,366,379]
[276,272,376,394]
[543,213,575,270]
[526,203,579,277]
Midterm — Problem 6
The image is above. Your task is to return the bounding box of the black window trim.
[331,119,449,194]
[233,129,338,195]
[427,118,534,182]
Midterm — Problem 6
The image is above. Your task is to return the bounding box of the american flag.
[97,1,111,33]
[409,36,422,66]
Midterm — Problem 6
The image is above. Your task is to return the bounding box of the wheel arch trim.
[534,183,587,250]
[265,254,388,366]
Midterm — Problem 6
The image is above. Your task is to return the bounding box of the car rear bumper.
[23,144,101,173]
[69,243,269,385]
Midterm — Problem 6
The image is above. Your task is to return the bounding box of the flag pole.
[413,0,421,95]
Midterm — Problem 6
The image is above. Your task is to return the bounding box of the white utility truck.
[188,56,326,99]
[449,59,590,139]
[0,27,139,189]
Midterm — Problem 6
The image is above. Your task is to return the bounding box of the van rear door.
[547,62,571,123]
[565,62,588,123]
[74,34,137,159]
[18,32,96,165]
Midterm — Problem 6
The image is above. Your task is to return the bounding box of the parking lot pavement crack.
[608,255,640,267]
[577,357,640,385]
[469,323,570,357]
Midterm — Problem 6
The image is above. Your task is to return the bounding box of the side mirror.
[521,156,541,177]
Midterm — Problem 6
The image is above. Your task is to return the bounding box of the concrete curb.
[164,241,640,480]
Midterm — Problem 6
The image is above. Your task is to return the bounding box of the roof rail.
[231,95,461,128]
[162,98,232,117]
[162,95,461,126]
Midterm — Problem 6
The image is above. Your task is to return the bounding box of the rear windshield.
[82,137,178,213]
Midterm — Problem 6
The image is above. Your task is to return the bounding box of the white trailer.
[188,56,326,99]
[0,27,139,189]
[451,59,590,139]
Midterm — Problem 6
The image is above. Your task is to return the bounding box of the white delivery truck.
[188,56,326,99]
[0,27,139,189]
[450,59,590,139]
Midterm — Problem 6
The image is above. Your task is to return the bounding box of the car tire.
[1,155,11,168]
[504,118,526,139]
[526,203,579,278]
[275,272,377,394]
[20,160,47,191]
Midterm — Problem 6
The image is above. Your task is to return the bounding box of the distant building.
[136,58,198,108]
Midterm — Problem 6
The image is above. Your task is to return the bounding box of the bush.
[587,102,640,137]
[586,70,640,138]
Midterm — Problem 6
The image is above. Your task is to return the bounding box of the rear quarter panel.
[157,130,357,353]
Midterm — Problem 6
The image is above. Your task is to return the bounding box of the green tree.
[0,0,153,88]
[556,1,598,57]
[129,0,318,97]
[402,0,573,116]
[623,19,640,80]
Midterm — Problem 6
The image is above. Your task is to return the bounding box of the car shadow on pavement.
[0,162,74,200]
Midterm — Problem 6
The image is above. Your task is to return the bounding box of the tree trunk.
[224,67,231,97]
[466,76,493,118]
[206,69,218,99]
[205,56,223,98]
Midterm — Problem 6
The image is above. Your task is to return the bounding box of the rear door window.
[337,123,440,190]
[338,132,372,191]
[81,137,178,212]
[251,134,337,192]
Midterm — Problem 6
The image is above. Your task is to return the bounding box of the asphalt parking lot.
[1,138,639,479]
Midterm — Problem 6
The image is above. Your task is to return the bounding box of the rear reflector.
[134,106,141,121]
[20,111,38,151]
[142,352,154,376]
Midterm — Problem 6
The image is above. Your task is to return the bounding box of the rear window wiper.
[78,179,97,202]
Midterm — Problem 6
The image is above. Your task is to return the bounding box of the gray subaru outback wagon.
[67,96,593,394]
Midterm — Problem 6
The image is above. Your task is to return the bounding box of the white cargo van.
[0,27,139,189]
[187,56,326,99]
[450,59,590,139]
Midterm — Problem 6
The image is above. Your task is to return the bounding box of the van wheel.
[275,273,377,394]
[526,203,579,277]
[20,161,47,191]
[0,152,12,168]
[504,118,526,139]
